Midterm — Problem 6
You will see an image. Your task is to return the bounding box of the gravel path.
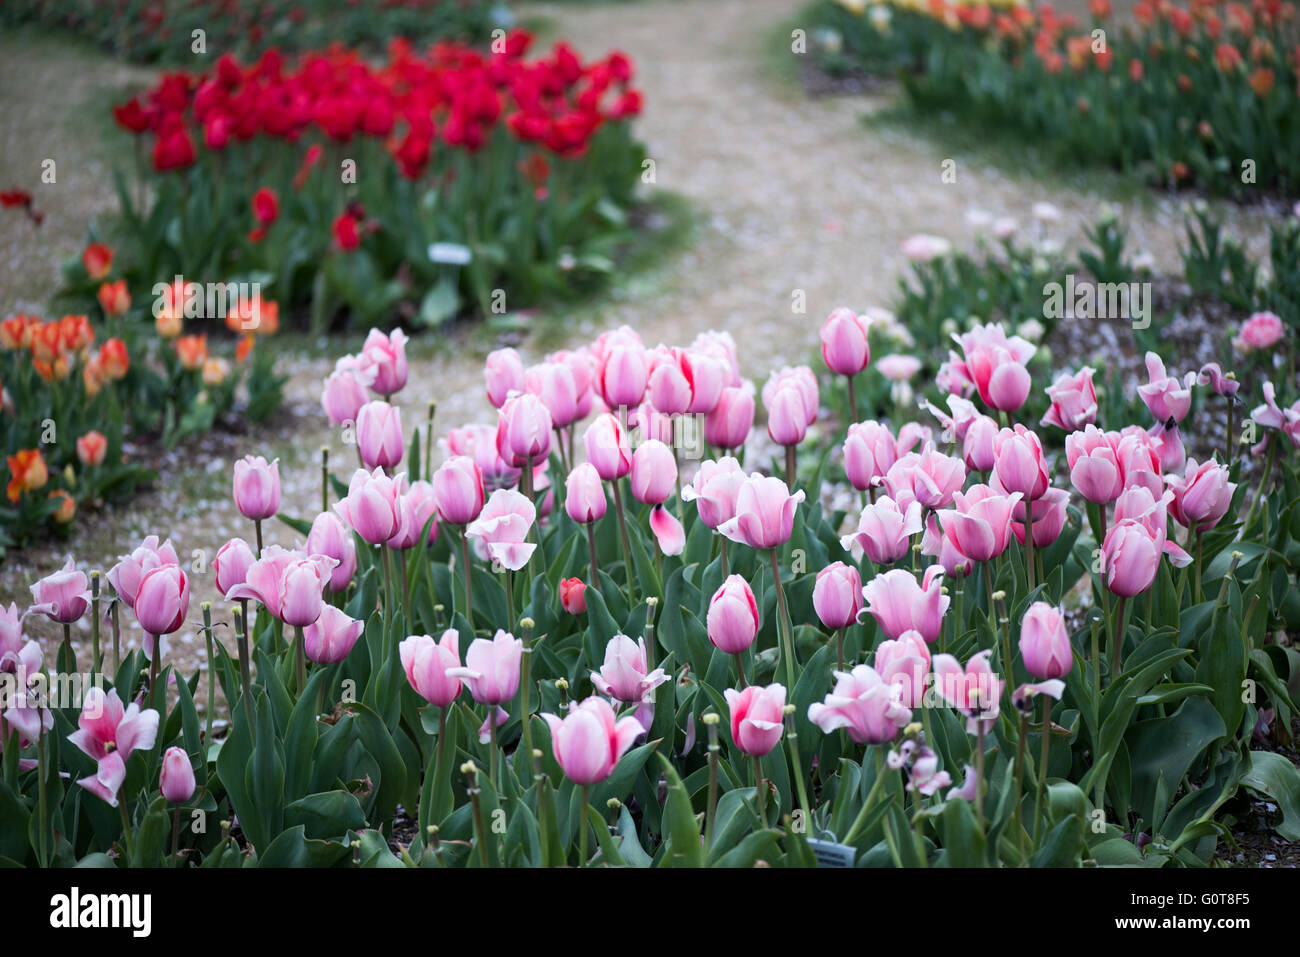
[0,0,1275,716]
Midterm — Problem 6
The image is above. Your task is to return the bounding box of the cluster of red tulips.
[113,30,642,180]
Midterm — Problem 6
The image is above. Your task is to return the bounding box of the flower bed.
[0,0,502,64]
[809,0,1300,195]
[0,242,284,557]
[82,31,647,331]
[2,208,1298,864]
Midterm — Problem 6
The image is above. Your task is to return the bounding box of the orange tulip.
[82,243,114,280]
[6,448,48,502]
[1249,66,1275,95]
[99,338,130,380]
[83,355,106,396]
[49,489,76,523]
[59,314,94,353]
[97,280,131,317]
[176,334,209,370]
[0,314,38,350]
[236,334,255,364]
[77,430,108,467]
[202,356,231,386]
[30,321,63,364]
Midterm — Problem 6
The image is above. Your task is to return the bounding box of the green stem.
[843,747,891,845]
[770,548,796,690]
[118,795,134,865]
[975,722,986,831]
[460,526,474,627]
[579,784,590,867]
[612,480,634,600]
[294,625,305,698]
[37,727,49,867]
[1033,695,1052,845]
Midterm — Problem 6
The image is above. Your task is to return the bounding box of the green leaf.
[655,754,703,868]
[1241,750,1300,841]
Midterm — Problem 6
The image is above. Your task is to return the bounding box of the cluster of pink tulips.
[3,275,1295,866]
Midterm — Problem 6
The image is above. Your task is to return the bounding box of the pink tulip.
[876,353,922,381]
[1115,427,1165,495]
[992,425,1050,501]
[232,455,281,521]
[306,513,356,592]
[863,566,949,643]
[591,634,667,703]
[820,307,872,377]
[920,512,974,579]
[650,348,725,416]
[1019,601,1073,680]
[485,347,526,408]
[465,488,536,571]
[1234,311,1284,353]
[321,365,372,426]
[705,386,754,450]
[630,439,677,505]
[807,665,911,744]
[566,462,607,523]
[30,559,90,624]
[841,495,922,565]
[765,383,809,446]
[583,413,632,480]
[356,400,404,470]
[304,605,364,663]
[1100,521,1162,597]
[359,328,408,396]
[882,447,967,510]
[761,366,818,429]
[681,456,745,529]
[496,391,552,468]
[813,562,863,630]
[725,683,786,756]
[947,322,1035,412]
[0,624,51,748]
[707,575,759,654]
[963,414,999,472]
[923,394,982,444]
[400,630,464,707]
[1251,382,1300,450]
[599,342,650,410]
[843,421,902,491]
[68,687,159,806]
[433,455,485,525]
[1066,426,1123,504]
[1165,458,1235,532]
[213,537,256,598]
[649,505,686,556]
[717,474,805,549]
[1012,486,1069,548]
[334,467,403,545]
[226,546,334,627]
[647,352,692,417]
[107,536,180,609]
[449,630,523,705]
[542,696,644,785]
[159,746,196,803]
[526,360,580,428]
[548,348,597,419]
[932,649,1002,732]
[875,630,931,710]
[388,479,440,550]
[1040,367,1097,431]
[135,564,190,636]
[1138,353,1191,424]
[691,329,742,386]
[901,233,951,261]
[936,485,1021,563]
[1197,362,1240,398]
